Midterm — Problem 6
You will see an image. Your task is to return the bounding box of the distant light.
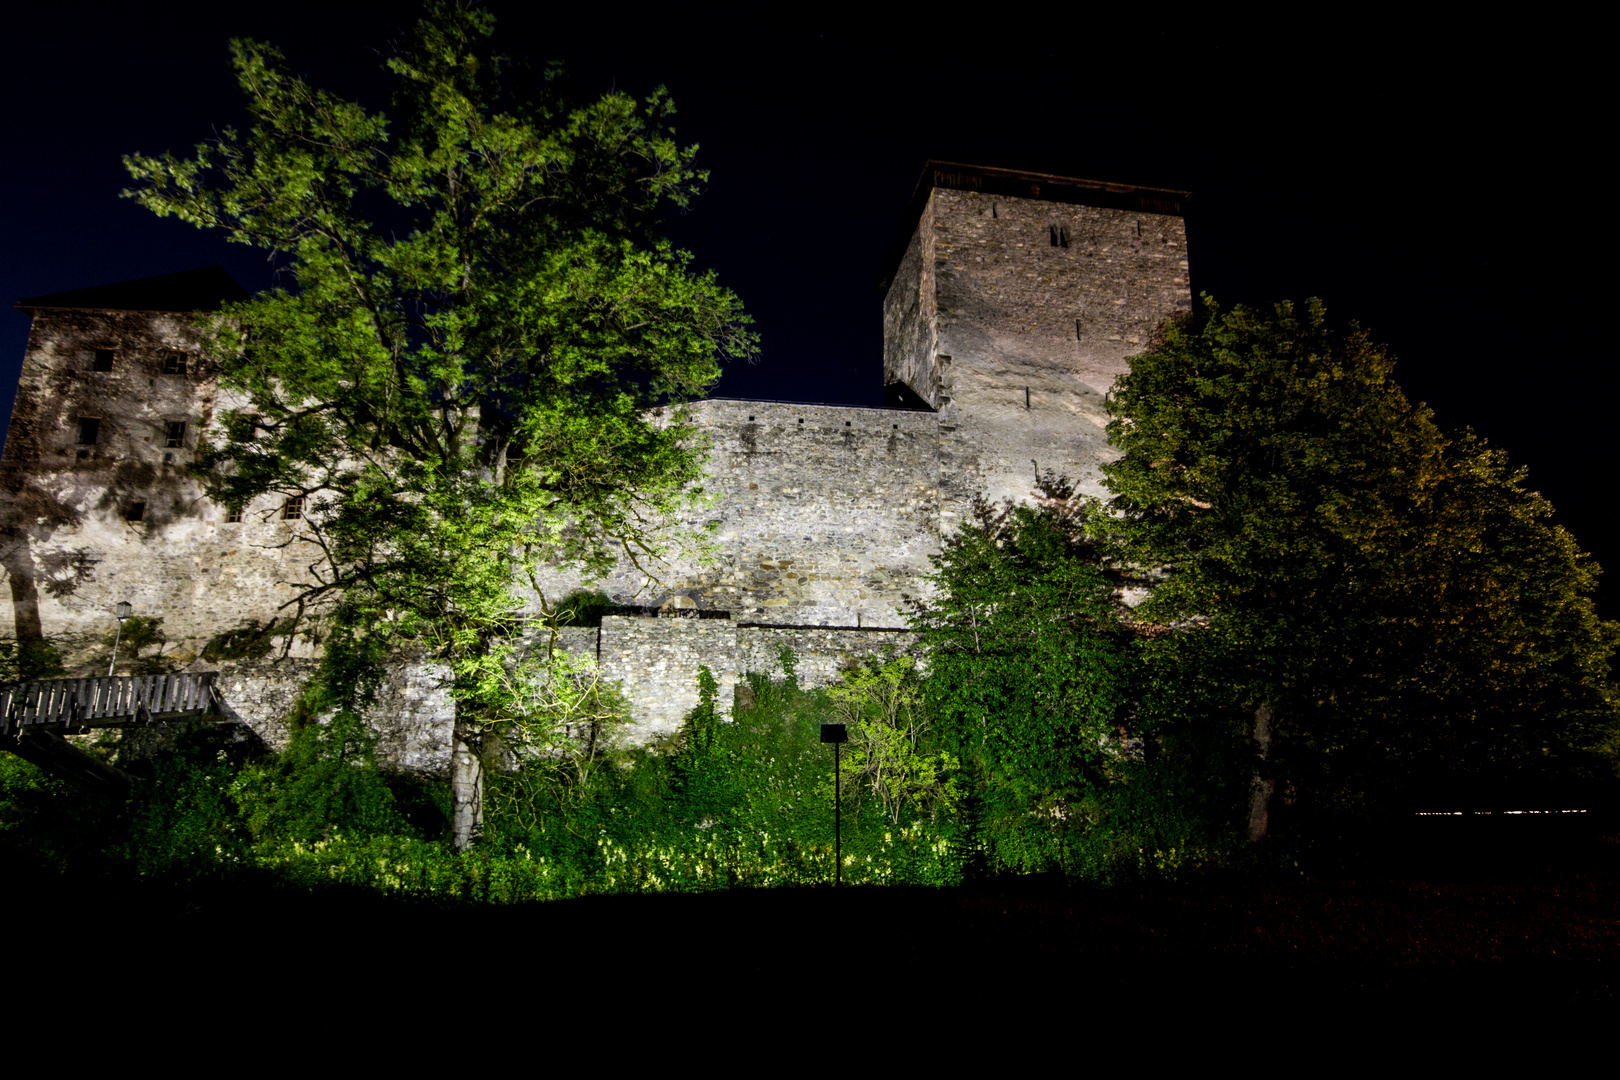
[114,601,133,620]
[1414,809,1586,815]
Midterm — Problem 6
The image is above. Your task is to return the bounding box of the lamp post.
[108,601,133,677]
[820,722,847,886]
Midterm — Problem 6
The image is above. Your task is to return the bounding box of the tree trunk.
[451,719,483,852]
[4,541,44,643]
[1245,701,1275,844]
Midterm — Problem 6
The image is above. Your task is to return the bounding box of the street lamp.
[108,601,133,677]
[821,722,847,886]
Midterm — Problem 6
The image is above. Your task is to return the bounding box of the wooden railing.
[0,672,220,737]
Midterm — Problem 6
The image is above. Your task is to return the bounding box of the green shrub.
[3,653,1237,900]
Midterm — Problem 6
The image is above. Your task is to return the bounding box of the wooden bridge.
[0,672,222,791]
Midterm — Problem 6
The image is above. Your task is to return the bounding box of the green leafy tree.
[911,479,1138,871]
[824,655,956,824]
[1104,297,1618,841]
[123,4,755,846]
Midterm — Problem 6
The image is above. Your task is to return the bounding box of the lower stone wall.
[589,617,919,737]
[736,626,914,688]
[149,620,917,771]
[552,625,600,661]
[597,616,739,738]
[210,656,454,777]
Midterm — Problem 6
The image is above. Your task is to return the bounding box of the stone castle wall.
[595,615,916,735]
[885,187,1192,528]
[3,166,1193,775]
[211,655,455,777]
[531,399,943,629]
[0,307,320,669]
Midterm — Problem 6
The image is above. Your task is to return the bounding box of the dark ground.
[11,815,1617,1015]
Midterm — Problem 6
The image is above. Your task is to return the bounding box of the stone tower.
[0,267,321,666]
[879,162,1192,531]
[2,166,1197,741]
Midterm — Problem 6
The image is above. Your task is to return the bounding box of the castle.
[1,163,1191,772]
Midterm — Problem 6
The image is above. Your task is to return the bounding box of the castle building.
[1,163,1191,761]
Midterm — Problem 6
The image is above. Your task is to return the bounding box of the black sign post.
[820,723,847,886]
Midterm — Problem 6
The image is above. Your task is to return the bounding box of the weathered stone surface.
[3,165,1195,765]
[532,399,941,630]
[736,625,913,687]
[0,307,321,671]
[210,655,453,777]
[885,186,1193,527]
[598,615,739,737]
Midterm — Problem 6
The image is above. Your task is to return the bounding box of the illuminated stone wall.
[2,167,1194,763]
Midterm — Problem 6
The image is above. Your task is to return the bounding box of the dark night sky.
[3,7,1612,610]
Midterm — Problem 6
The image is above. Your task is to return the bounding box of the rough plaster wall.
[736,626,913,688]
[598,615,738,737]
[533,399,941,628]
[0,310,320,671]
[209,656,454,776]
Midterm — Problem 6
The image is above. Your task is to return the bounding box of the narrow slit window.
[92,349,115,372]
[282,496,305,520]
[1049,225,1060,247]
[1059,226,1070,248]
[76,417,100,445]
[125,501,146,522]
[161,353,188,375]
[164,421,187,448]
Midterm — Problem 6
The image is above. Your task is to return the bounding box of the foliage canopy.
[122,5,755,744]
[909,481,1149,869]
[1104,297,1618,825]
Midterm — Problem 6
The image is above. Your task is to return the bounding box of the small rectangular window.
[282,496,304,520]
[125,501,146,522]
[225,506,244,524]
[92,349,115,372]
[164,421,187,448]
[77,417,100,445]
[161,353,188,375]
